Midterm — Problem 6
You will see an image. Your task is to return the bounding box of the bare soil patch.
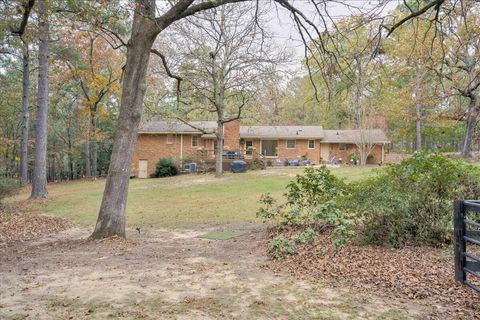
[266,229,480,320]
[1,222,434,319]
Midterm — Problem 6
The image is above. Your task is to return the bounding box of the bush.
[257,167,353,257]
[259,153,480,253]
[285,166,348,209]
[349,152,480,247]
[155,158,178,178]
[0,178,21,204]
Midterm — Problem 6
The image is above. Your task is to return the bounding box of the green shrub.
[270,236,296,259]
[258,166,353,255]
[0,178,21,204]
[155,158,178,178]
[269,229,320,259]
[349,152,480,247]
[284,166,348,209]
[295,228,317,244]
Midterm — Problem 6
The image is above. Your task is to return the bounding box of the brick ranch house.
[131,120,389,178]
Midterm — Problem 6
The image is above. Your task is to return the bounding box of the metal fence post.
[454,200,466,283]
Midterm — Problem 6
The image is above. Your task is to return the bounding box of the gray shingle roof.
[139,121,217,134]
[240,126,324,139]
[322,129,389,143]
[138,121,389,143]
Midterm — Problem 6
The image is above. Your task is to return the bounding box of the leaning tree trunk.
[30,0,49,199]
[20,42,30,185]
[90,12,156,239]
[462,97,477,158]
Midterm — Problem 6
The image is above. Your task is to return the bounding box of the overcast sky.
[265,0,402,71]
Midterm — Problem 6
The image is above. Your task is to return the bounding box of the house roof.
[322,129,390,143]
[138,121,389,144]
[240,126,324,139]
[139,120,217,134]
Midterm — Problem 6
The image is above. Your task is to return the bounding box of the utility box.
[230,160,247,173]
[189,162,197,173]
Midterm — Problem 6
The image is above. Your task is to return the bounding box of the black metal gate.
[454,200,480,292]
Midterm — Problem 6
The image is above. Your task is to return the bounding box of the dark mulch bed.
[264,229,480,319]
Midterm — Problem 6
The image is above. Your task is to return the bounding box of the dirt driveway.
[1,224,432,319]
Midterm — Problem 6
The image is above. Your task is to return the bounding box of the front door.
[320,143,330,163]
[138,160,148,178]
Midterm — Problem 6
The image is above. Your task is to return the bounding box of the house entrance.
[138,160,148,178]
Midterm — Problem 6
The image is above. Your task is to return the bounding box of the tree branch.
[11,0,36,36]
[384,0,445,37]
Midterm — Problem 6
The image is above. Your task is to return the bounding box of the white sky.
[265,0,403,70]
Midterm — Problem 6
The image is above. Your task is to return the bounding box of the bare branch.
[11,0,36,37]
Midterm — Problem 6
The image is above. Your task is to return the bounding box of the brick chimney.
[223,119,240,151]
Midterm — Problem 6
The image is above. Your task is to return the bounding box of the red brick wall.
[329,143,384,164]
[132,132,386,177]
[223,120,240,151]
[276,139,322,163]
[240,139,322,164]
[131,133,211,177]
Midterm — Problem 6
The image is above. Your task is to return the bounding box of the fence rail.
[454,200,480,293]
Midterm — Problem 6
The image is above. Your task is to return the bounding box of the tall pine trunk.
[90,7,156,238]
[84,137,91,177]
[20,42,30,185]
[414,65,422,152]
[30,0,49,199]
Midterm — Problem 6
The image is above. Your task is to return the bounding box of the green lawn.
[19,166,376,229]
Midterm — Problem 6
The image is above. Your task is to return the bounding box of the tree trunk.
[462,97,477,158]
[84,137,91,177]
[90,6,156,238]
[20,42,30,185]
[215,121,224,177]
[66,124,74,180]
[30,0,49,199]
[91,112,97,178]
[414,64,422,152]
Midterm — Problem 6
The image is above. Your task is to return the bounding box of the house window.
[308,140,315,149]
[245,140,253,155]
[339,143,346,151]
[261,140,278,156]
[191,135,198,147]
[166,134,173,144]
[286,140,296,149]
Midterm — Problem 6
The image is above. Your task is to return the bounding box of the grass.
[15,166,376,229]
